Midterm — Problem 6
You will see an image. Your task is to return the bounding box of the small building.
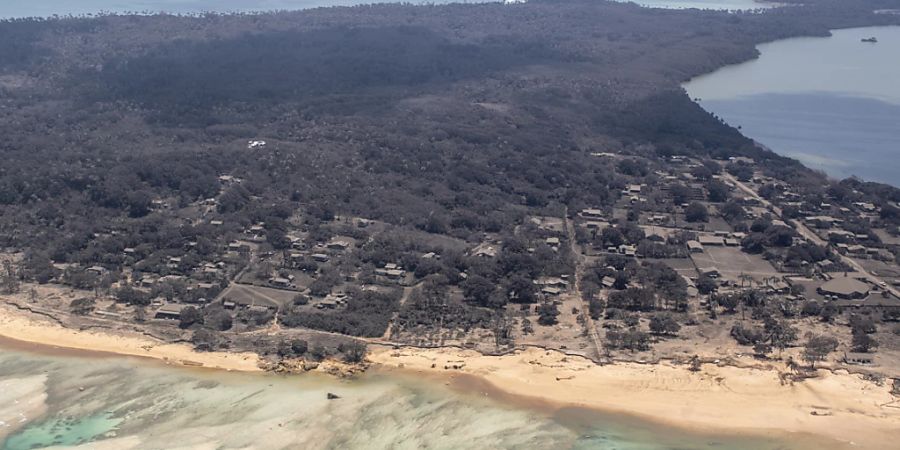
[818,276,870,300]
[154,304,187,320]
[580,208,604,220]
[472,243,498,258]
[698,267,720,278]
[541,287,562,296]
[270,277,291,288]
[545,237,560,247]
[601,276,616,289]
[686,240,704,253]
[312,253,330,263]
[326,239,352,251]
[698,235,725,246]
[843,352,874,365]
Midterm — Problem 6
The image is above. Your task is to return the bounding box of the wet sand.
[369,345,900,450]
[2,303,899,449]
[0,304,261,372]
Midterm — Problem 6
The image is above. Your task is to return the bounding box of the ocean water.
[0,344,809,450]
[0,0,776,18]
[0,0,484,18]
[619,0,774,10]
[684,26,900,186]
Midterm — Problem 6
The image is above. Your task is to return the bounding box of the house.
[270,277,291,288]
[843,352,874,365]
[154,304,187,320]
[545,237,560,247]
[312,253,330,263]
[601,276,616,289]
[698,235,725,246]
[618,244,637,257]
[686,240,704,253]
[86,266,106,276]
[326,239,352,251]
[724,238,741,247]
[472,243,498,258]
[580,208,604,220]
[818,276,870,299]
[536,277,569,289]
[541,287,562,296]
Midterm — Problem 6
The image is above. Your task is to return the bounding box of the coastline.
[368,345,900,450]
[2,303,899,449]
[0,304,262,372]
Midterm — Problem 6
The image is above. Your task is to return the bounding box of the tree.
[191,329,220,352]
[537,302,560,326]
[765,318,797,354]
[851,330,878,353]
[684,202,708,223]
[70,297,96,315]
[696,275,717,295]
[506,274,536,304]
[179,306,203,329]
[339,341,367,363]
[707,181,729,202]
[753,342,772,358]
[649,313,680,336]
[462,275,495,307]
[291,339,309,355]
[802,334,838,368]
[1,260,19,294]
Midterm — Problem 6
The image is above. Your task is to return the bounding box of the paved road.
[723,172,900,299]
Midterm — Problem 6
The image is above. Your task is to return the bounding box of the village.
[1,144,899,378]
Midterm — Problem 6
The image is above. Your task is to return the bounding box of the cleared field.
[218,284,297,309]
[689,246,779,282]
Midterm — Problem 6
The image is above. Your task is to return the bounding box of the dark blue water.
[703,93,900,185]
[685,26,900,186]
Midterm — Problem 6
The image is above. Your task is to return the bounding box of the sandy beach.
[0,304,261,372]
[2,302,900,449]
[369,345,900,450]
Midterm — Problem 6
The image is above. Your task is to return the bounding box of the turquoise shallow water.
[0,345,814,449]
[685,26,900,186]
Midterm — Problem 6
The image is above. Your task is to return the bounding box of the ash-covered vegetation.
[0,0,899,359]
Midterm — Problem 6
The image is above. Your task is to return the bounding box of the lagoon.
[685,26,900,186]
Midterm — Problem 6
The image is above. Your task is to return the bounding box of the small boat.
[861,37,878,43]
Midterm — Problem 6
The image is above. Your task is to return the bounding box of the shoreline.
[2,304,899,449]
[368,345,900,450]
[0,304,262,372]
